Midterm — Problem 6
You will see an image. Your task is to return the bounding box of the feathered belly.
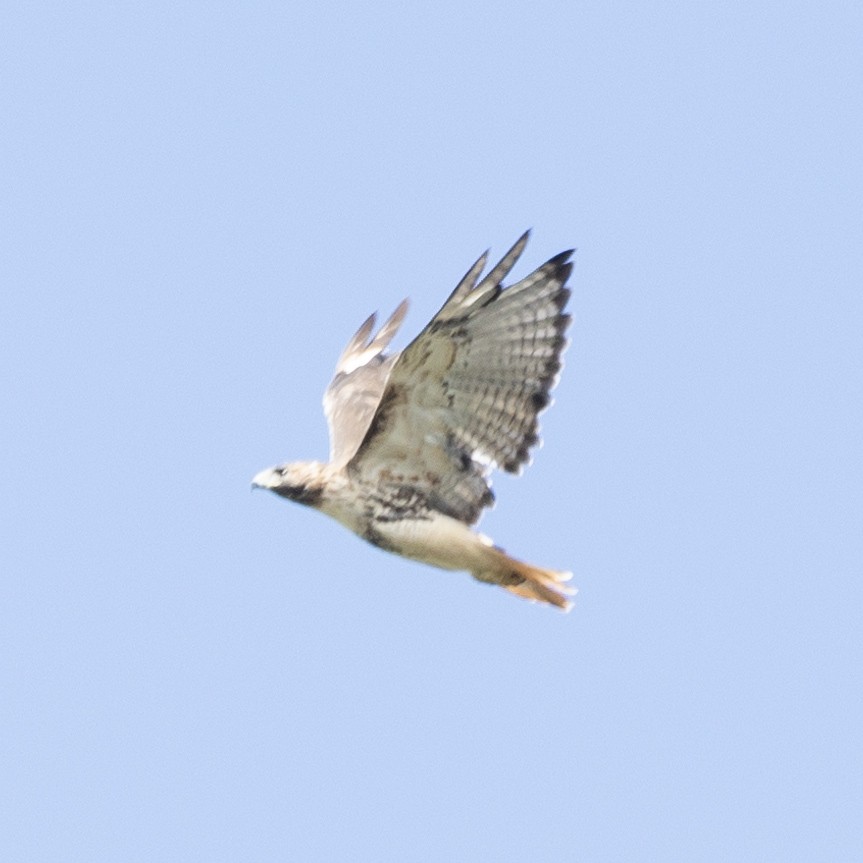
[316,476,493,574]
[362,513,493,573]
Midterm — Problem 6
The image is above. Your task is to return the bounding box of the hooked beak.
[251,467,278,491]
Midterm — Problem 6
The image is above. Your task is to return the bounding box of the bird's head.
[251,460,327,506]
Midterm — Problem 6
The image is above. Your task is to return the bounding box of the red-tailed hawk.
[253,232,575,610]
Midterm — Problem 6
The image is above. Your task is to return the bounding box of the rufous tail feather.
[475,547,575,612]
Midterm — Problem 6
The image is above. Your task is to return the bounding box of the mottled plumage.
[253,232,575,609]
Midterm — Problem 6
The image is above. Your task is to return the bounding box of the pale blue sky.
[3,2,862,861]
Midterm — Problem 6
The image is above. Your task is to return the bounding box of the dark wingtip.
[530,391,551,411]
[546,250,575,272]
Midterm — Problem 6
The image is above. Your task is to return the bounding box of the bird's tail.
[473,546,576,612]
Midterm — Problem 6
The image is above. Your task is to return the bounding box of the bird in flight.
[252,232,575,610]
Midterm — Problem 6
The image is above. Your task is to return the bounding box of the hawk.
[253,232,575,610]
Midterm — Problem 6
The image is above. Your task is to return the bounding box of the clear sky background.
[3,2,862,861]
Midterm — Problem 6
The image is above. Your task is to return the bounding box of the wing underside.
[350,232,573,525]
[323,301,408,467]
